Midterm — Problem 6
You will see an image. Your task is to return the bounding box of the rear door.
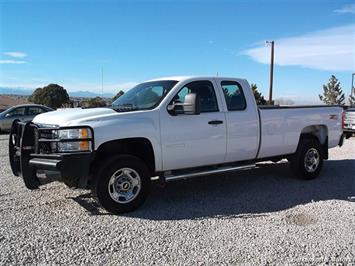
[160,79,227,170]
[26,106,47,121]
[217,79,259,162]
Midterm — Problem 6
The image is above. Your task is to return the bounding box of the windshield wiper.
[112,104,139,112]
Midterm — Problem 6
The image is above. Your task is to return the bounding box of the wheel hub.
[108,168,141,204]
[121,181,131,191]
[304,148,320,173]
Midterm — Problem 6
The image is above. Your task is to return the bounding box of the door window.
[172,81,219,113]
[173,87,188,104]
[7,107,26,117]
[28,107,46,115]
[221,81,246,111]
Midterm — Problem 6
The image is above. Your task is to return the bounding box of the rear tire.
[290,137,323,180]
[93,155,151,214]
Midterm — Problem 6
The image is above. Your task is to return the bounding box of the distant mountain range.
[0,87,32,96]
[69,91,114,98]
[0,87,114,98]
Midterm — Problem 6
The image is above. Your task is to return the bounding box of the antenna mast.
[101,67,104,98]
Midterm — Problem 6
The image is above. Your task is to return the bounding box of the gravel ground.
[0,134,354,265]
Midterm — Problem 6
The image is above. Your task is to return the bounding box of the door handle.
[208,120,223,125]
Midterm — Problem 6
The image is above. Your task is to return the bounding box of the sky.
[0,0,354,103]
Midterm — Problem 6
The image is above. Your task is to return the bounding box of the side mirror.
[183,93,200,115]
[5,113,11,118]
[168,93,200,115]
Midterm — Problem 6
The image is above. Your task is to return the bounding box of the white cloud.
[334,4,355,14]
[3,52,27,58]
[0,60,27,64]
[242,24,355,71]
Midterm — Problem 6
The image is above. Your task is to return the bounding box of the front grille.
[32,124,94,154]
[34,127,39,153]
[344,111,355,127]
[39,129,53,139]
[39,142,52,154]
[35,127,56,154]
[345,113,355,120]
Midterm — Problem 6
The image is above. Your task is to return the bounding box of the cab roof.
[146,76,244,82]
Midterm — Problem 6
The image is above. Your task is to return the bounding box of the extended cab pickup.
[9,76,344,214]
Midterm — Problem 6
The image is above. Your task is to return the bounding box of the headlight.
[53,128,92,152]
[57,141,91,152]
[55,128,91,139]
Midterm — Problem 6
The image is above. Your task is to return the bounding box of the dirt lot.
[0,95,28,111]
[0,134,354,265]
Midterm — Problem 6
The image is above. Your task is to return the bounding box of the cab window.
[172,80,219,113]
[221,81,246,111]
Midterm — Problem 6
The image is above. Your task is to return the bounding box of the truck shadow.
[73,159,355,220]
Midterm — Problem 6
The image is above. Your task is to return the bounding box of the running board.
[163,164,256,182]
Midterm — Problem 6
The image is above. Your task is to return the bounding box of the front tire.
[290,137,323,180]
[93,155,151,214]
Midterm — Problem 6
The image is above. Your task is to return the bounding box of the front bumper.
[9,121,94,189]
[29,153,94,177]
[343,128,355,139]
[343,127,355,133]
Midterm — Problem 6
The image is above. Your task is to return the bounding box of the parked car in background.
[343,108,355,138]
[0,104,53,133]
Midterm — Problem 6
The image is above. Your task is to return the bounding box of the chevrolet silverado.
[9,76,344,213]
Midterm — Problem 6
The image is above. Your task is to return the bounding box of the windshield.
[111,80,178,111]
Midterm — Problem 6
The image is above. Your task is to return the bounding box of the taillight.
[341,111,345,129]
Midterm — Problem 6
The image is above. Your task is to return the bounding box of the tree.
[112,90,124,101]
[81,97,107,108]
[28,88,43,104]
[319,75,345,105]
[250,84,267,105]
[29,84,70,108]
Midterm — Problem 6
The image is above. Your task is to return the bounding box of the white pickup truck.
[9,76,344,214]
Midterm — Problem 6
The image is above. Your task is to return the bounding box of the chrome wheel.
[108,168,141,203]
[304,148,320,173]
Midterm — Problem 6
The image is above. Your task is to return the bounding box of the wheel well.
[93,138,156,175]
[299,125,328,159]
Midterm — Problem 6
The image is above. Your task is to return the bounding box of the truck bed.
[257,105,343,159]
[259,105,343,109]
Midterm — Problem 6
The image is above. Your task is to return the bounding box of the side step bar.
[163,164,256,182]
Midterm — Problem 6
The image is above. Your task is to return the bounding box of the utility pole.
[352,73,355,107]
[101,67,104,98]
[266,40,274,105]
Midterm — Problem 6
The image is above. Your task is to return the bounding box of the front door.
[2,107,26,130]
[160,80,227,170]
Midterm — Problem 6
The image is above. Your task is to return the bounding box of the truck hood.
[32,107,116,126]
